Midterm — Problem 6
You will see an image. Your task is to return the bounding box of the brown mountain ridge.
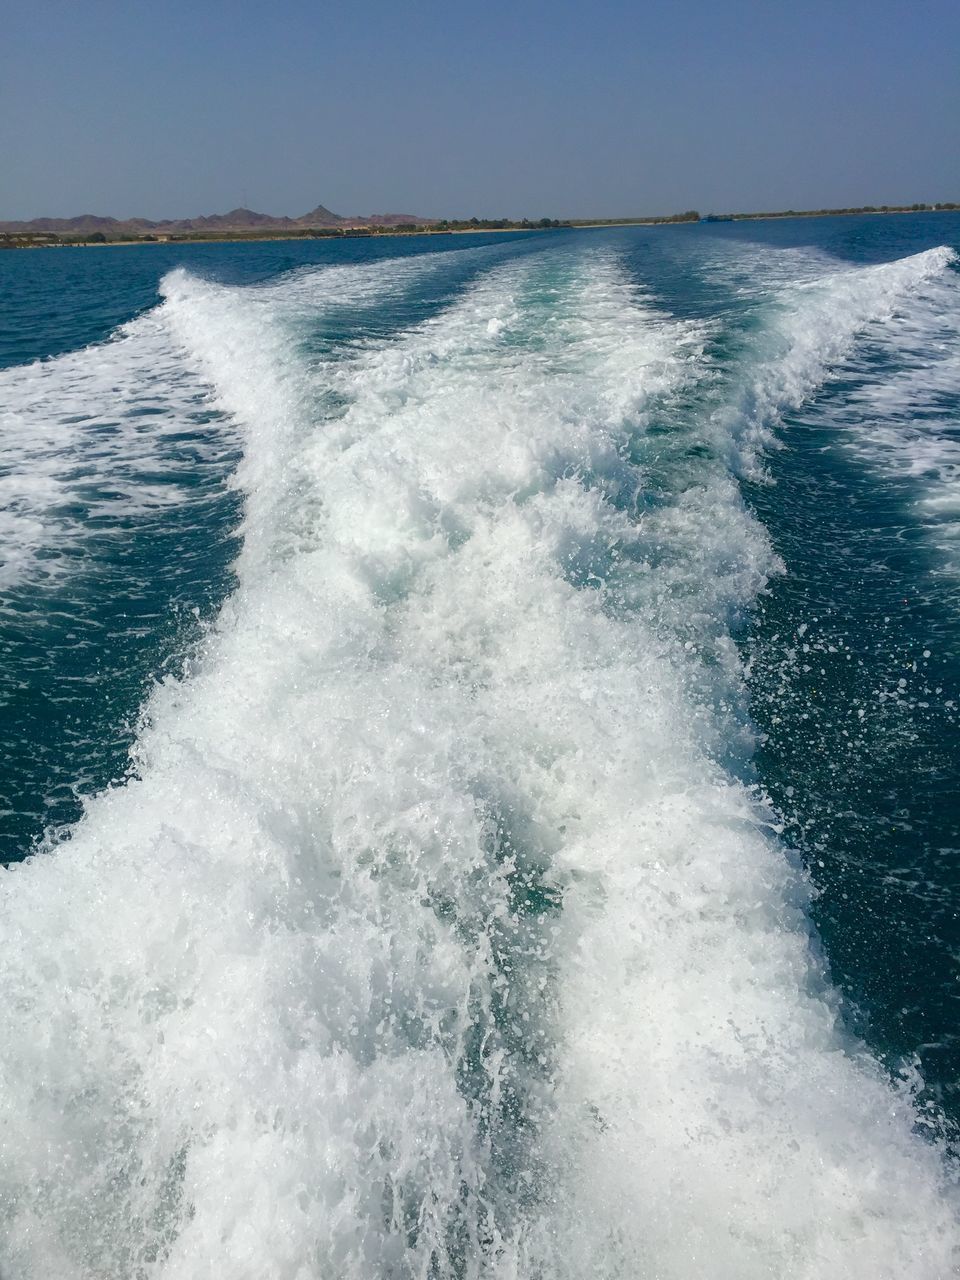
[0,204,426,235]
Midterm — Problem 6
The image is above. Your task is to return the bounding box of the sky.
[1,0,958,221]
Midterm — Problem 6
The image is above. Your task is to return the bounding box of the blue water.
[1,217,959,1277]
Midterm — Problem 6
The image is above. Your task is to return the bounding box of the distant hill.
[295,204,346,227]
[0,203,428,236]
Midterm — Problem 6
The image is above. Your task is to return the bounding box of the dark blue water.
[2,216,959,1277]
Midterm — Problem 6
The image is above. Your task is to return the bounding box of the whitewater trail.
[0,249,468,599]
[0,245,957,1278]
[704,242,960,573]
[0,312,235,596]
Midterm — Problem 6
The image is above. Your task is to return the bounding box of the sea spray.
[707,245,959,475]
[0,243,957,1278]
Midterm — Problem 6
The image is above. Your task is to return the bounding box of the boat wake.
[0,245,957,1278]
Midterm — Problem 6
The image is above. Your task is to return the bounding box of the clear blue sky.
[2,0,958,220]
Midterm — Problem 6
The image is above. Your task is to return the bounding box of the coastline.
[0,226,539,250]
[2,205,957,251]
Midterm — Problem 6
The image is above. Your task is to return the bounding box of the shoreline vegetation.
[2,202,957,250]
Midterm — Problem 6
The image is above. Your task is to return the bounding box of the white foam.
[699,240,844,294]
[0,246,956,1278]
[0,249,469,598]
[830,263,960,571]
[699,242,960,574]
[707,245,958,476]
[0,314,237,595]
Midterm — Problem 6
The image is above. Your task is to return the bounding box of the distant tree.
[87,231,107,243]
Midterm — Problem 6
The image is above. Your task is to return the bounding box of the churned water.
[1,216,959,1277]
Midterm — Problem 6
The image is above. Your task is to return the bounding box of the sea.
[1,214,959,1278]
